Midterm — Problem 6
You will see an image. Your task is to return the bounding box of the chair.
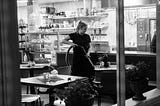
[56,66,71,75]
[56,66,102,106]
[21,94,42,106]
[92,80,102,106]
[65,45,102,106]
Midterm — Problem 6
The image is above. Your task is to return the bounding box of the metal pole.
[156,0,160,89]
[116,0,125,106]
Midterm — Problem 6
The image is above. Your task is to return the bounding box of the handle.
[65,45,87,66]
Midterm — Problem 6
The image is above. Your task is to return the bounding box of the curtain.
[0,0,21,106]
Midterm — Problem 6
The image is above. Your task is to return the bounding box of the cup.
[99,61,104,68]
[43,72,50,81]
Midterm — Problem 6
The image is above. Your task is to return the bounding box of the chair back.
[57,66,71,75]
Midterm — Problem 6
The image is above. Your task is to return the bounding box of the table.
[20,63,50,94]
[21,75,87,106]
[20,63,50,77]
[91,51,156,81]
[94,65,117,71]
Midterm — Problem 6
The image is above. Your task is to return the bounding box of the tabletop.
[21,74,87,88]
[21,75,87,106]
[20,63,49,70]
[20,63,51,78]
[94,65,117,71]
[94,64,134,71]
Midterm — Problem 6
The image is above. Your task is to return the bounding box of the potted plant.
[126,61,150,100]
[55,79,98,106]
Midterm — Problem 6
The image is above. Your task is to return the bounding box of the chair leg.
[26,86,29,94]
[31,102,35,106]
[24,102,27,106]
[92,80,102,106]
[33,98,42,106]
[38,97,42,106]
[97,94,101,106]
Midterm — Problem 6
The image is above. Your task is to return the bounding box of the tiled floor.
[40,94,114,106]
[21,84,156,106]
[22,85,114,106]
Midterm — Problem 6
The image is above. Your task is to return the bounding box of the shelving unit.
[41,14,108,31]
[27,14,109,61]
[22,0,110,63]
[18,25,28,63]
[19,26,27,50]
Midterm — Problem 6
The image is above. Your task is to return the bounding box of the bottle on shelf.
[23,53,28,62]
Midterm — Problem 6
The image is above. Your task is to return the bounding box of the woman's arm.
[87,43,91,56]
[61,35,77,46]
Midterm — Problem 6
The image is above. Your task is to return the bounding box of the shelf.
[19,48,26,51]
[31,51,51,54]
[30,42,52,44]
[25,32,58,35]
[19,40,26,43]
[52,27,107,30]
[47,15,108,20]
[19,26,27,29]
[25,26,107,36]
[25,30,74,35]
[38,0,74,4]
[19,33,25,36]
[91,34,107,36]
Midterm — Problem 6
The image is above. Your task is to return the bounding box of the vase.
[129,78,148,101]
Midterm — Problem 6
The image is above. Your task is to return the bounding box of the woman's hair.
[76,21,87,32]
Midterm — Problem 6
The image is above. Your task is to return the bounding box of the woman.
[62,21,95,79]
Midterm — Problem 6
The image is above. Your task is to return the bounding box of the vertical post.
[83,0,86,10]
[90,0,92,15]
[156,0,160,89]
[116,0,125,106]
[57,31,60,52]
[0,0,21,106]
[27,0,36,32]
[27,0,33,30]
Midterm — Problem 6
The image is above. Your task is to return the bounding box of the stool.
[21,94,42,106]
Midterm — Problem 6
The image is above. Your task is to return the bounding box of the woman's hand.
[62,35,78,47]
[72,43,78,47]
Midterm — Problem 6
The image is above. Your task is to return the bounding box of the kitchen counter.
[108,51,156,57]
[55,51,156,81]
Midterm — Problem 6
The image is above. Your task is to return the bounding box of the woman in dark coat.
[62,21,95,79]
